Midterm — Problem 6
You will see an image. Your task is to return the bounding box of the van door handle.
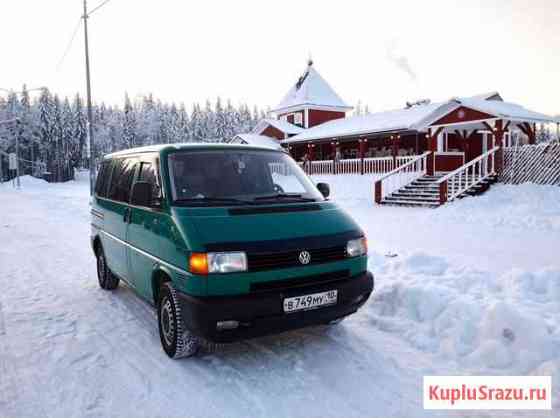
[123,207,131,223]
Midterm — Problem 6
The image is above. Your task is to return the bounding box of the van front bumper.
[175,271,374,343]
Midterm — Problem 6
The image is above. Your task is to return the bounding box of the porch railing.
[437,146,499,203]
[299,155,418,176]
[363,156,393,173]
[374,152,431,203]
[309,159,334,175]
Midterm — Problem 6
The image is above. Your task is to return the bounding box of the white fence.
[300,155,417,176]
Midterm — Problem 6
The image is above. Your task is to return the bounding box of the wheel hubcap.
[160,297,175,347]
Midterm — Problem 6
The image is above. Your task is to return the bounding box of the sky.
[0,0,559,115]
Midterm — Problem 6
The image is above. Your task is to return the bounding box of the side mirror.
[316,182,330,198]
[130,181,153,207]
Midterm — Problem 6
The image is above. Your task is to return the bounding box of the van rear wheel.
[96,246,119,290]
[157,282,200,359]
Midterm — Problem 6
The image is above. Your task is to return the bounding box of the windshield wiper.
[174,197,255,206]
[253,193,317,202]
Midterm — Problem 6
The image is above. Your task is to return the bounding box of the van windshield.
[168,150,324,206]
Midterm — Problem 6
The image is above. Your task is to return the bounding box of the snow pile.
[0,174,48,188]
[368,251,560,377]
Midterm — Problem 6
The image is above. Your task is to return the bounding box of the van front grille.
[250,270,350,293]
[247,245,347,272]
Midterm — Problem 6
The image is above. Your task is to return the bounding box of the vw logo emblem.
[298,251,311,265]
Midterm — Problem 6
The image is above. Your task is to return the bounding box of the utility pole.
[83,0,95,195]
[15,120,20,187]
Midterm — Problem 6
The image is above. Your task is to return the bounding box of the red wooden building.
[251,60,558,207]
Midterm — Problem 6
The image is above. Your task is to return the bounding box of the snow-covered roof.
[452,98,554,124]
[272,61,352,113]
[230,134,283,150]
[252,118,305,135]
[282,102,442,143]
[282,94,556,144]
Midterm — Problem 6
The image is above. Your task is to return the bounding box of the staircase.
[380,174,442,208]
[375,147,501,208]
[380,173,498,208]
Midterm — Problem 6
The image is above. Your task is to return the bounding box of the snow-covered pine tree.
[38,89,54,172]
[177,103,190,142]
[189,103,203,142]
[61,98,75,180]
[166,103,180,143]
[72,94,87,168]
[203,99,215,141]
[214,97,227,141]
[224,99,238,140]
[122,93,137,149]
[51,95,63,181]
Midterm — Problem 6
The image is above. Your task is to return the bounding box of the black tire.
[157,282,200,359]
[96,245,120,290]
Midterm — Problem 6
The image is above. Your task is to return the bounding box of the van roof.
[103,142,284,159]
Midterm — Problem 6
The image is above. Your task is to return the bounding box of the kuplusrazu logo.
[423,376,551,410]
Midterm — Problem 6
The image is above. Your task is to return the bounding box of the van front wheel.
[96,246,119,290]
[158,283,200,359]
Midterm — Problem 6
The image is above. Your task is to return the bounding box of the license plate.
[283,290,338,313]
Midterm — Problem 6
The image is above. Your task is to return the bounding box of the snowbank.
[369,251,560,376]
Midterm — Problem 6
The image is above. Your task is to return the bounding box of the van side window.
[138,162,161,204]
[108,158,137,203]
[95,161,112,197]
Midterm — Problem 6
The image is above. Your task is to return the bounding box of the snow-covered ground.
[0,173,558,418]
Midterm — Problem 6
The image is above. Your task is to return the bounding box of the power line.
[56,18,82,70]
[56,0,113,71]
[88,0,113,16]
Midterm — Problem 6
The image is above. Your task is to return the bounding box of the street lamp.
[0,87,46,188]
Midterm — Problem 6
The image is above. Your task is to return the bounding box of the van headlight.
[346,237,367,257]
[189,252,248,274]
[208,252,247,273]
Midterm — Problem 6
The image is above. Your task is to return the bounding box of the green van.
[91,144,373,358]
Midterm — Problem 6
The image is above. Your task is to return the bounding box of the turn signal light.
[189,252,209,275]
